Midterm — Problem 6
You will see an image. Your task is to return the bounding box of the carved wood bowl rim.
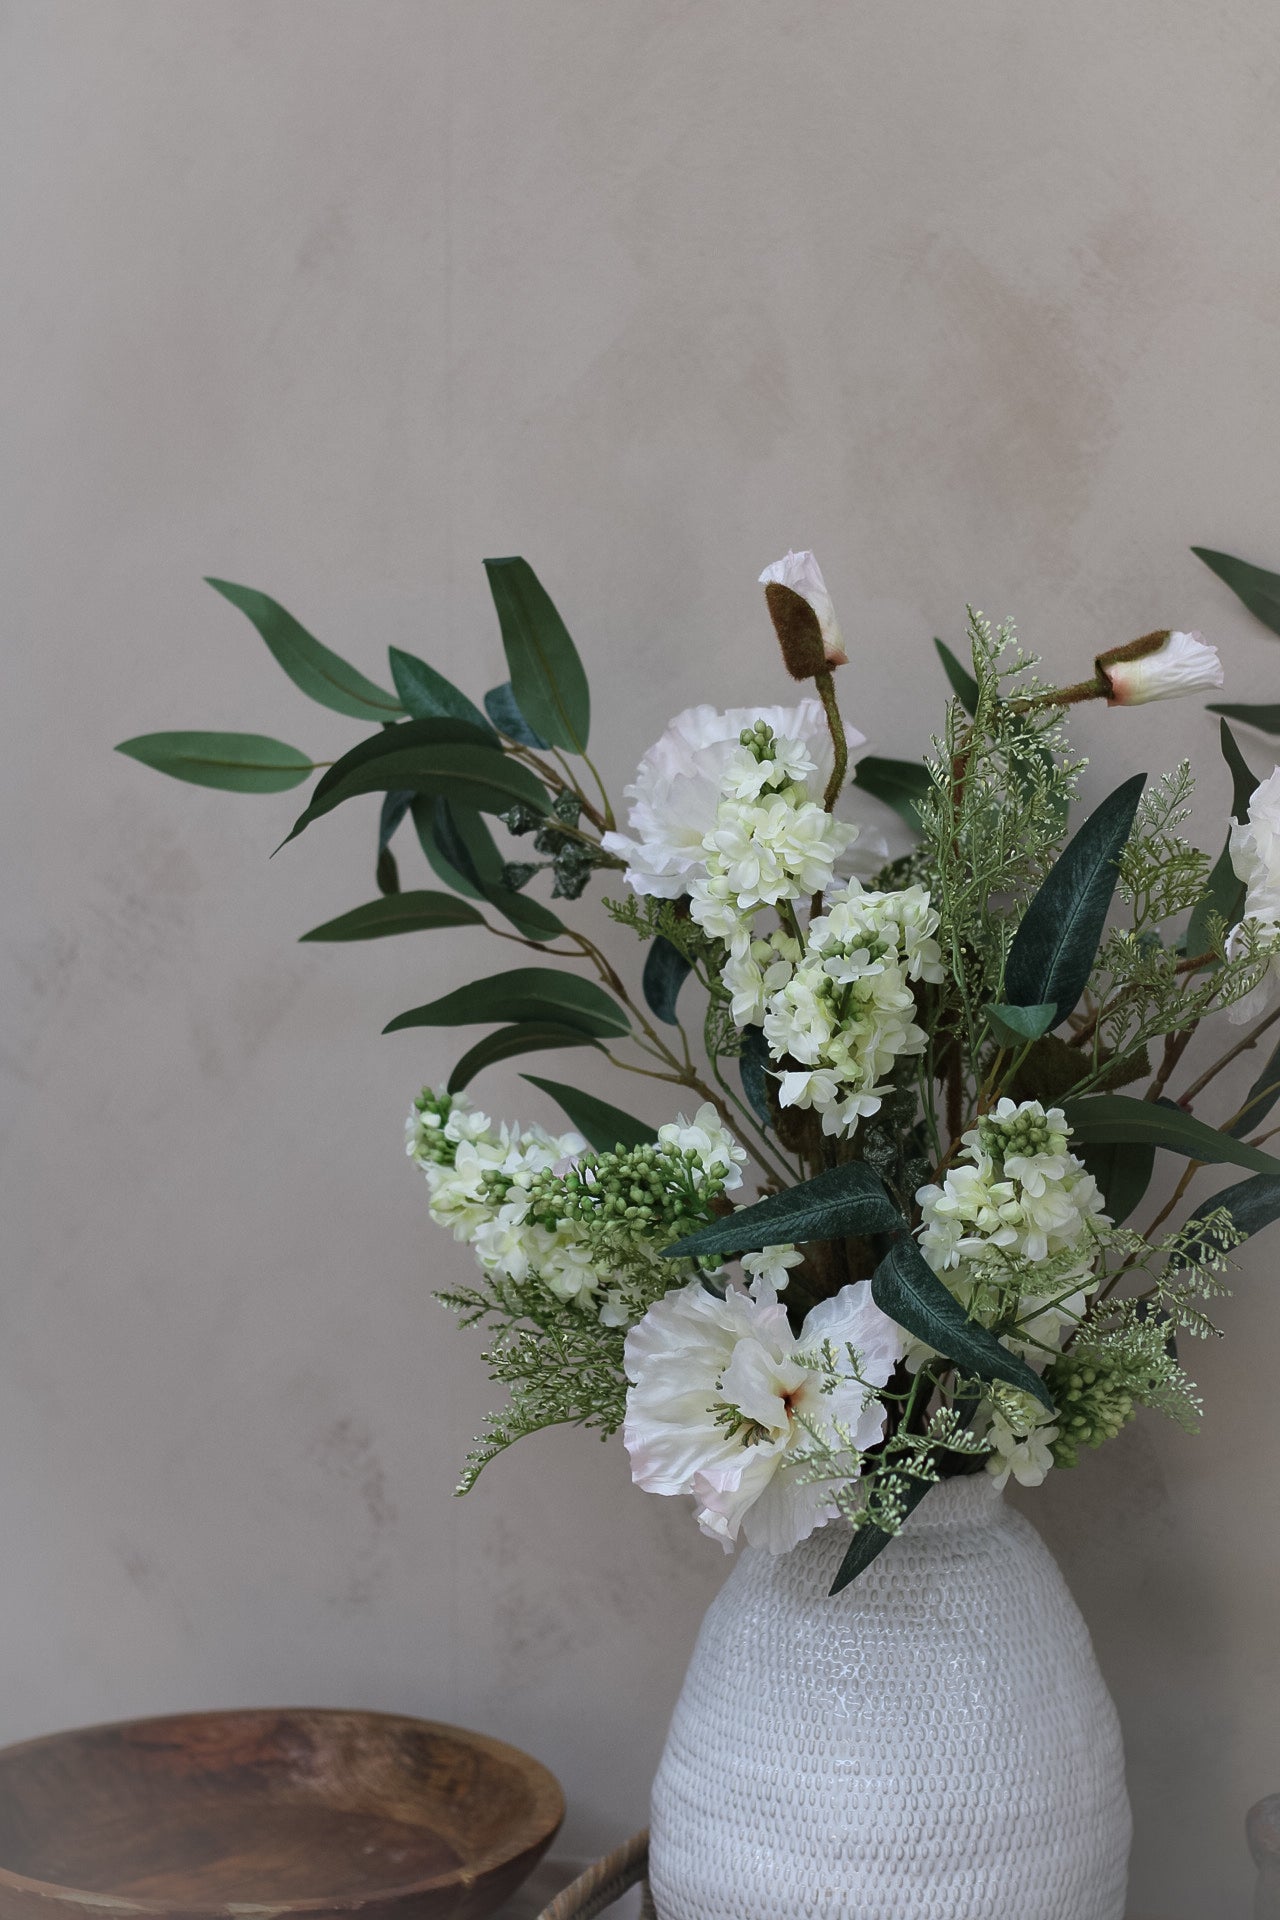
[0,1706,566,1918]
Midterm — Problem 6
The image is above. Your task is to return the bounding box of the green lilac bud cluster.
[1043,1350,1137,1468]
[409,1087,458,1167]
[977,1106,1060,1166]
[738,720,778,760]
[523,1142,720,1253]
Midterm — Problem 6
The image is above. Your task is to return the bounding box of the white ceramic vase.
[649,1474,1130,1920]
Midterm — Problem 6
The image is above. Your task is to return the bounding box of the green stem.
[814,670,848,812]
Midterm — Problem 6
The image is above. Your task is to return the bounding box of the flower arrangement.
[119,546,1280,1593]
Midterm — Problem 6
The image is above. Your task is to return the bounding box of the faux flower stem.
[1177,1000,1280,1107]
[814,670,848,812]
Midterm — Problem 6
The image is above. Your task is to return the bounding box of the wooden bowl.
[0,1708,564,1920]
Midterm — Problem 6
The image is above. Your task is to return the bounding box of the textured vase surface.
[649,1475,1130,1920]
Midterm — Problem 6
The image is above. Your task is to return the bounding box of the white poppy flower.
[1226,766,1280,1022]
[759,550,847,667]
[1100,630,1222,705]
[622,1278,903,1553]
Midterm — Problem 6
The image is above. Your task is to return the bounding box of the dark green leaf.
[307,715,496,810]
[447,1022,601,1094]
[383,966,628,1037]
[115,731,315,794]
[1186,835,1246,960]
[484,557,590,753]
[1062,1093,1280,1176]
[985,1002,1058,1046]
[521,1075,657,1152]
[643,937,691,1026]
[413,796,487,900]
[933,637,979,714]
[852,755,933,830]
[1207,703,1280,736]
[1078,1139,1155,1226]
[829,1479,934,1596]
[415,798,567,943]
[377,790,414,896]
[664,1163,905,1262]
[299,891,484,941]
[1003,772,1146,1023]
[870,1238,1055,1411]
[1175,1173,1280,1267]
[1192,547,1280,638]
[283,739,549,845]
[389,647,496,738]
[1219,718,1259,824]
[205,578,402,720]
[739,1026,773,1130]
[1228,1036,1280,1140]
[485,681,548,749]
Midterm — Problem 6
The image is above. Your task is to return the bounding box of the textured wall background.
[4,3,1280,1912]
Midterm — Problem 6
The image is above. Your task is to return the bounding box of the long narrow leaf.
[1078,1139,1155,1226]
[205,579,402,720]
[739,1027,773,1130]
[1174,1173,1280,1266]
[829,1480,934,1596]
[282,741,549,846]
[1186,835,1246,959]
[664,1163,904,1262]
[522,1075,657,1152]
[933,638,978,714]
[308,715,496,811]
[300,891,484,940]
[484,558,590,753]
[1002,772,1146,1022]
[852,755,932,829]
[1208,702,1280,736]
[383,967,628,1037]
[1229,1037,1280,1140]
[446,1023,601,1094]
[115,731,314,794]
[377,791,414,895]
[643,938,691,1025]
[1063,1093,1280,1176]
[1192,547,1280,637]
[1219,718,1259,824]
[870,1239,1055,1411]
[389,647,496,738]
[485,681,548,749]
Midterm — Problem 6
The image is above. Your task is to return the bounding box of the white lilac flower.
[601,701,866,900]
[1226,766,1280,1023]
[917,1099,1107,1270]
[985,1407,1060,1490]
[758,549,848,668]
[622,1278,903,1553]
[723,927,801,1027]
[656,1102,748,1192]
[740,1244,804,1291]
[762,883,944,1139]
[688,767,858,944]
[1099,630,1223,706]
[428,1119,584,1245]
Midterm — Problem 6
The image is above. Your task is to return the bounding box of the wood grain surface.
[0,1709,563,1920]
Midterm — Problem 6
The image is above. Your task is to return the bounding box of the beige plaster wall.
[4,3,1280,1911]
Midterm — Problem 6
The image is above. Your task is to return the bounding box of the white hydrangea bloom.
[601,701,866,900]
[1227,766,1280,1023]
[761,883,944,1139]
[623,1278,903,1553]
[656,1102,748,1191]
